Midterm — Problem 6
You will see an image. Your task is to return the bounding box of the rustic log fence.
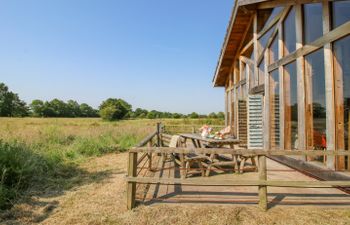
[126,124,350,211]
[163,124,224,135]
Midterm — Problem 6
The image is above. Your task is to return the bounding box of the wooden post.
[278,22,284,150]
[180,152,186,179]
[258,155,267,211]
[295,4,306,160]
[147,139,153,171]
[323,0,336,170]
[157,122,161,147]
[127,152,137,210]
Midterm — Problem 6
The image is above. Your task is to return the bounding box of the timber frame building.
[213,0,350,171]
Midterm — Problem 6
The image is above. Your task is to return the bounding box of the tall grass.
[0,117,223,209]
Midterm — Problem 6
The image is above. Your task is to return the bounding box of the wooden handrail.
[135,131,157,147]
[126,177,350,188]
[130,147,350,156]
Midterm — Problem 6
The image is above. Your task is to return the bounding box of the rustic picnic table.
[179,133,245,176]
[179,133,239,148]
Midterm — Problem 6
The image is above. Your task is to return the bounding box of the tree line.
[0,82,224,121]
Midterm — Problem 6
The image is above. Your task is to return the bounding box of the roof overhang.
[213,0,270,87]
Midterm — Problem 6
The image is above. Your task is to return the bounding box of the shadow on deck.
[135,154,350,209]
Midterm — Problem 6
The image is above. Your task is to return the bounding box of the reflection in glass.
[284,62,298,149]
[303,3,323,44]
[258,59,265,86]
[270,70,280,149]
[262,7,283,31]
[259,25,276,56]
[333,1,350,29]
[334,35,350,169]
[242,84,247,99]
[305,49,326,162]
[283,7,296,55]
[269,36,278,64]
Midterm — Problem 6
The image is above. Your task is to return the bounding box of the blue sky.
[0,0,233,114]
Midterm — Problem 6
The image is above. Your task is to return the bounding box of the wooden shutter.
[238,100,247,147]
[248,95,263,149]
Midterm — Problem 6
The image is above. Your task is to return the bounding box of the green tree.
[99,106,117,121]
[80,103,98,117]
[217,112,225,119]
[208,112,218,119]
[0,83,29,117]
[134,108,148,118]
[67,100,81,117]
[172,113,181,119]
[30,100,45,117]
[146,110,157,119]
[49,99,68,117]
[99,98,132,121]
[189,112,199,119]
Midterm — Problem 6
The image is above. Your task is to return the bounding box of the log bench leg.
[240,157,246,174]
[251,156,258,172]
[180,153,186,179]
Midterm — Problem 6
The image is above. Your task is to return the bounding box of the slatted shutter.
[238,100,247,147]
[248,95,263,149]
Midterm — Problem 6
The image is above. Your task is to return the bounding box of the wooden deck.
[127,125,350,210]
[136,154,350,208]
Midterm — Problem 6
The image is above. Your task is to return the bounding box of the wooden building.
[213,0,350,171]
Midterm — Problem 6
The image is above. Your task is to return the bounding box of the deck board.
[136,155,350,208]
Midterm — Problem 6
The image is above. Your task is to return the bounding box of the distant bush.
[99,98,132,121]
[0,83,29,117]
[189,112,199,119]
[30,99,99,118]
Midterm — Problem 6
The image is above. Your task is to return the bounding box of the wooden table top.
[180,133,239,144]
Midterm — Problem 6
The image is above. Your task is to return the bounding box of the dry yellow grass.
[1,118,350,224]
[1,152,350,225]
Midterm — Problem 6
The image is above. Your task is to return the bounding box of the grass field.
[0,117,223,211]
[1,118,350,225]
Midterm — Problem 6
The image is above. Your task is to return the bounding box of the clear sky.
[0,0,233,114]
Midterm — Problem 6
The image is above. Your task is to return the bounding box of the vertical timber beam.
[295,4,306,159]
[253,11,259,88]
[278,22,285,150]
[127,152,137,210]
[258,155,268,211]
[147,139,153,171]
[225,90,228,126]
[157,122,162,147]
[264,50,270,150]
[323,1,336,170]
[234,60,239,138]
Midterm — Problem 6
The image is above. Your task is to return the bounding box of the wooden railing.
[162,124,224,135]
[126,124,350,211]
[127,123,162,209]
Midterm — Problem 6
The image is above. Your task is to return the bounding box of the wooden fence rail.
[127,123,162,210]
[126,125,350,211]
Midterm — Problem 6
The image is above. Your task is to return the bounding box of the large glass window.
[303,3,323,44]
[269,36,278,64]
[284,62,298,149]
[258,59,265,86]
[305,49,326,162]
[283,7,296,55]
[259,25,276,56]
[270,69,280,149]
[334,35,350,169]
[332,1,350,29]
[263,7,283,30]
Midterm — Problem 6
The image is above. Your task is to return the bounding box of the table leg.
[197,140,202,148]
[191,139,198,148]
